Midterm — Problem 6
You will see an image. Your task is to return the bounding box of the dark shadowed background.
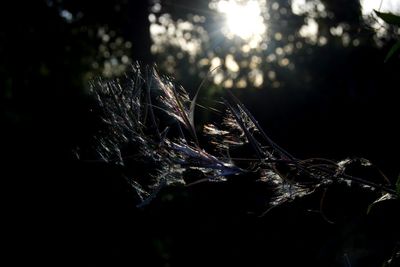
[1,0,399,266]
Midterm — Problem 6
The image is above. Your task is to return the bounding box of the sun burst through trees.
[217,0,266,46]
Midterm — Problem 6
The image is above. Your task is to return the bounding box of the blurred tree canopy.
[1,0,152,164]
[2,0,399,176]
[148,0,400,178]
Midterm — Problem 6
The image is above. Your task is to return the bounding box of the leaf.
[374,10,400,26]
[396,173,400,197]
[385,41,400,63]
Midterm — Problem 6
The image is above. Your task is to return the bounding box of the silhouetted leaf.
[385,41,400,63]
[374,10,400,26]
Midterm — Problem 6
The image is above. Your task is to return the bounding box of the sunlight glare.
[217,0,266,40]
[361,0,400,15]
[360,0,400,38]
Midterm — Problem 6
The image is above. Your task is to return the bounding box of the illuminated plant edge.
[89,63,398,210]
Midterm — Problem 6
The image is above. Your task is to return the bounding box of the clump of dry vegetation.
[89,64,398,209]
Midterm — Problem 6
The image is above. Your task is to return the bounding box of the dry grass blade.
[225,89,295,161]
[223,100,265,160]
[87,64,398,209]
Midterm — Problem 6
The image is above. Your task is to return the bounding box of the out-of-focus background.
[2,1,399,266]
[2,0,400,174]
